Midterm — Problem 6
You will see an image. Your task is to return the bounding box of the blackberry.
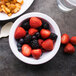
[35,32,40,39]
[17,43,22,47]
[32,35,37,40]
[26,30,28,35]
[42,19,46,25]
[21,21,30,30]
[18,47,22,52]
[43,23,50,30]
[19,38,24,44]
[24,34,32,44]
[42,20,50,30]
[16,39,19,42]
[38,26,42,31]
[30,40,39,49]
[49,33,58,40]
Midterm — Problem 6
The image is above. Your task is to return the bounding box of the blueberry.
[49,33,58,40]
[32,35,37,40]
[18,47,22,52]
[17,43,22,47]
[35,32,40,39]
[21,21,30,30]
[19,38,24,44]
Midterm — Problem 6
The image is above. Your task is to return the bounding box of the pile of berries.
[14,17,58,59]
[61,34,76,54]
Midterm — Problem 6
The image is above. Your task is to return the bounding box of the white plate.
[0,0,34,20]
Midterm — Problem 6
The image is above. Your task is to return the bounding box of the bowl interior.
[9,12,61,65]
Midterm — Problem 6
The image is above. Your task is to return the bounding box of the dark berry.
[43,23,50,30]
[24,34,32,44]
[41,20,46,25]
[35,32,40,39]
[42,20,50,30]
[21,21,30,30]
[38,26,42,31]
[49,33,58,40]
[26,30,28,35]
[17,43,22,47]
[30,40,39,49]
[18,47,22,52]
[19,38,24,44]
[16,39,19,41]
[32,35,37,40]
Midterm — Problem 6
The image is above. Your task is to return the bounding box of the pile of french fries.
[0,0,24,16]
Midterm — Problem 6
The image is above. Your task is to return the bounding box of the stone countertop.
[0,0,76,76]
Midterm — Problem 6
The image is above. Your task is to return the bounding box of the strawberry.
[30,17,42,28]
[40,29,51,39]
[32,49,42,59]
[42,39,53,51]
[61,34,69,44]
[38,39,44,47]
[64,43,75,54]
[22,44,32,57]
[15,27,26,39]
[28,28,38,35]
[70,36,76,45]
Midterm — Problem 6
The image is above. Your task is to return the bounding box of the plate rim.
[0,0,34,21]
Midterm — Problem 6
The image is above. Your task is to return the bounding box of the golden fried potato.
[0,0,24,16]
[6,2,10,7]
[0,7,2,12]
[10,0,17,4]
[15,3,21,9]
[8,13,12,16]
[1,5,10,14]
[17,0,24,5]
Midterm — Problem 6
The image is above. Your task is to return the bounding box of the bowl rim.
[9,12,61,65]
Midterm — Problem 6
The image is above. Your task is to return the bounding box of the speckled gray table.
[0,0,76,76]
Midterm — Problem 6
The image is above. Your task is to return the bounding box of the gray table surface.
[0,0,76,76]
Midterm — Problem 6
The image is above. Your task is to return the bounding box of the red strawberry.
[42,39,53,51]
[40,29,51,39]
[32,49,42,59]
[30,17,42,28]
[28,28,38,35]
[38,39,44,47]
[22,44,32,57]
[70,36,76,45]
[64,43,75,54]
[61,34,69,44]
[15,27,26,39]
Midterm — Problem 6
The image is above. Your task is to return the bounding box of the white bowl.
[9,12,61,65]
[0,0,34,20]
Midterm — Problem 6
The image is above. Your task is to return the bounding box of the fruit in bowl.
[9,12,61,65]
[14,17,58,59]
